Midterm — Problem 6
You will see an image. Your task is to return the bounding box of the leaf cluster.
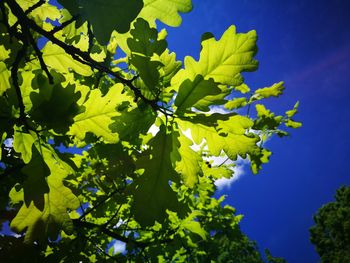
[0,0,299,261]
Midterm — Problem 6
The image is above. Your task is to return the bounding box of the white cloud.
[214,157,249,190]
[214,164,245,190]
[4,138,13,148]
[112,240,126,255]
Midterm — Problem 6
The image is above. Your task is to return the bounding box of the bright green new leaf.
[235,83,250,94]
[254,81,284,99]
[171,25,258,90]
[217,115,253,135]
[182,221,207,240]
[159,49,182,87]
[285,119,302,128]
[170,25,258,110]
[170,127,201,188]
[225,97,247,110]
[286,101,299,118]
[139,0,192,27]
[177,114,260,160]
[0,45,10,61]
[17,0,61,23]
[256,104,273,118]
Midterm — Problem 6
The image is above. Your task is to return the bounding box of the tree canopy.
[310,186,350,263]
[0,0,300,261]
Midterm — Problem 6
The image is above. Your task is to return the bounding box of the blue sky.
[162,0,350,262]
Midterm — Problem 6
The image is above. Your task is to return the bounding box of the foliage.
[0,0,300,261]
[310,186,350,263]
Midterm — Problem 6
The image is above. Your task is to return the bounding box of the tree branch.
[50,15,78,34]
[79,188,119,221]
[11,46,31,131]
[73,219,174,249]
[5,0,160,113]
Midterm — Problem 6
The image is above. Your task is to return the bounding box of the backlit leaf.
[69,84,132,143]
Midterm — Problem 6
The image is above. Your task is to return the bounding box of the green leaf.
[234,83,250,94]
[182,221,207,240]
[139,0,192,27]
[109,0,192,53]
[13,130,35,164]
[170,127,201,188]
[159,49,182,87]
[285,119,302,128]
[175,76,221,113]
[217,115,253,135]
[69,84,132,143]
[127,19,167,92]
[225,97,247,110]
[254,104,283,130]
[58,0,143,44]
[250,148,272,174]
[0,62,10,95]
[29,72,82,133]
[110,104,156,144]
[41,42,93,76]
[10,145,79,243]
[130,125,185,226]
[128,19,167,57]
[254,81,284,99]
[21,147,50,210]
[17,0,61,22]
[177,114,260,160]
[170,25,257,110]
[171,25,258,91]
[0,45,10,61]
[286,101,299,118]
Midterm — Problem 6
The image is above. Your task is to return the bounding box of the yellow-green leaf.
[41,42,93,76]
[225,97,247,110]
[10,145,79,243]
[69,84,132,143]
[13,130,35,164]
[171,25,258,90]
[0,62,10,95]
[171,128,201,188]
[254,81,284,99]
[285,119,302,128]
[139,0,192,27]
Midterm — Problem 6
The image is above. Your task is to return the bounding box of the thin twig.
[25,28,53,83]
[11,46,31,131]
[50,15,78,34]
[79,188,119,220]
[73,220,174,248]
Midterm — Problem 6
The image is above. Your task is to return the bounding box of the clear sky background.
[162,0,350,262]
